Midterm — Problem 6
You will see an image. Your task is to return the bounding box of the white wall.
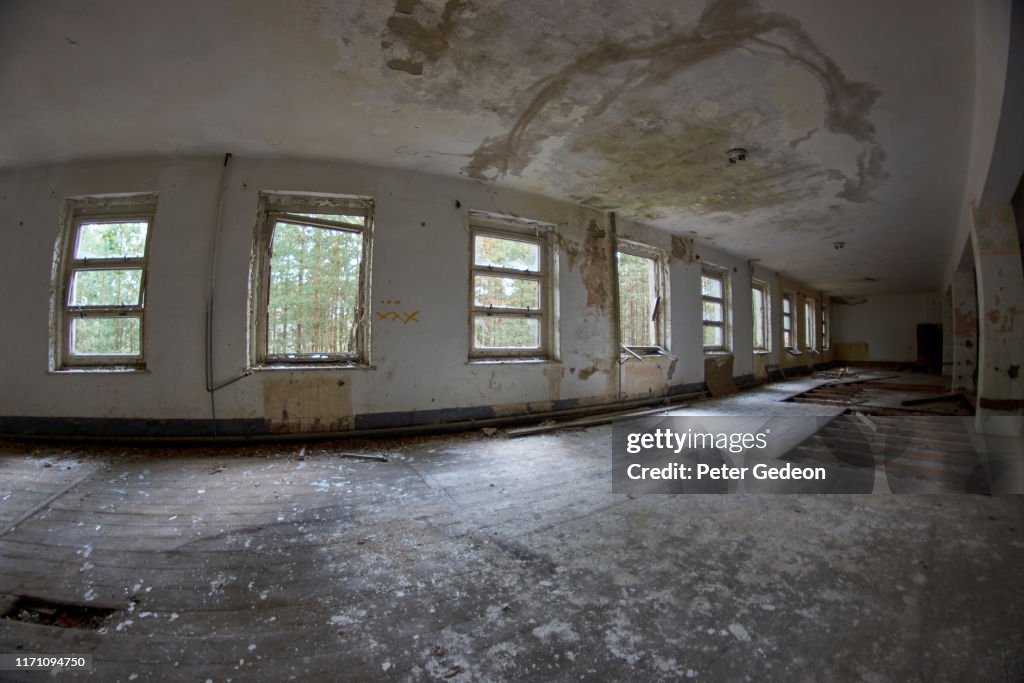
[944,0,1015,288]
[832,292,943,362]
[0,156,824,433]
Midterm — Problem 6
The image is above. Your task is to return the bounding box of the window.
[782,292,796,350]
[251,192,372,366]
[751,281,770,352]
[804,299,817,350]
[469,213,554,359]
[617,241,668,354]
[701,267,729,352]
[52,194,157,369]
[821,304,831,350]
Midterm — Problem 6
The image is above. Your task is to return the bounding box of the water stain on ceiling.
[0,0,975,294]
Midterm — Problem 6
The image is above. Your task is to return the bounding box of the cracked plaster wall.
[0,156,828,431]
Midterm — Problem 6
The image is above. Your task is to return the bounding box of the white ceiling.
[0,0,976,294]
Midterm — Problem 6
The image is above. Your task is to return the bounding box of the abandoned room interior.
[1,0,1023,680]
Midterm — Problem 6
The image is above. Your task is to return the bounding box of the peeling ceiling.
[0,0,975,294]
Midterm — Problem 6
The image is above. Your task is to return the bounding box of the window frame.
[250,192,374,368]
[782,291,798,351]
[616,240,670,356]
[701,265,730,353]
[51,194,158,371]
[468,212,556,361]
[804,298,817,351]
[751,279,771,353]
[821,303,831,350]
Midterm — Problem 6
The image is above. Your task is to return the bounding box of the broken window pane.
[473,316,540,349]
[75,221,148,259]
[69,269,143,306]
[70,317,141,356]
[618,252,656,347]
[267,221,363,356]
[474,235,540,272]
[473,275,540,309]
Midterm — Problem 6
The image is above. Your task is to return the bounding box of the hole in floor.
[1,596,116,630]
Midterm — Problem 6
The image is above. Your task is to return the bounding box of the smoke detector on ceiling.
[726,148,747,164]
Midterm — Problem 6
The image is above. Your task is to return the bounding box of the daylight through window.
[470,222,550,358]
[253,193,372,365]
[702,268,729,351]
[805,299,817,350]
[54,195,156,368]
[782,292,796,350]
[617,242,667,352]
[752,281,770,352]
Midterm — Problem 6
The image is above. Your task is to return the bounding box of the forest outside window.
[470,218,552,359]
[702,267,729,352]
[252,192,372,366]
[53,194,157,370]
[782,292,797,350]
[752,280,770,353]
[617,241,668,356]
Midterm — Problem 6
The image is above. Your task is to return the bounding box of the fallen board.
[506,396,705,438]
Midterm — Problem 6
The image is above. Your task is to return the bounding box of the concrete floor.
[1,380,1022,682]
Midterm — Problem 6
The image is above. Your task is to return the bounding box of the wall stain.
[263,376,353,432]
[383,0,469,74]
[580,220,610,311]
[671,235,695,264]
[543,365,563,401]
[462,0,885,206]
[578,362,601,381]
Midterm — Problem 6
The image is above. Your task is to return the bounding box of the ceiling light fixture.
[833,241,845,250]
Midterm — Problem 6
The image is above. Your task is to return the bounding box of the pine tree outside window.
[251,192,373,366]
[617,240,669,356]
[52,194,157,370]
[469,212,555,360]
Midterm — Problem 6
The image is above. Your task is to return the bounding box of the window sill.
[703,350,733,357]
[784,348,803,356]
[468,358,559,365]
[753,350,772,356]
[250,363,375,372]
[50,366,148,375]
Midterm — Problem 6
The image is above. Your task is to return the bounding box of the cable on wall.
[205,153,251,435]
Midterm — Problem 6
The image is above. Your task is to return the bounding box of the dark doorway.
[917,323,943,374]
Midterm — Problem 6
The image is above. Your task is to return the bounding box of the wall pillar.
[941,288,953,377]
[951,270,978,393]
[971,204,1024,436]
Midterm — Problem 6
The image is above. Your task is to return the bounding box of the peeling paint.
[581,220,611,311]
[463,0,886,210]
[670,236,695,264]
[263,376,353,431]
[578,362,602,381]
[383,0,469,71]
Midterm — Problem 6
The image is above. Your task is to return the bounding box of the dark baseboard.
[0,381,712,441]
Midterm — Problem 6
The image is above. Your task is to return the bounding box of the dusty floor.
[0,379,1022,682]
